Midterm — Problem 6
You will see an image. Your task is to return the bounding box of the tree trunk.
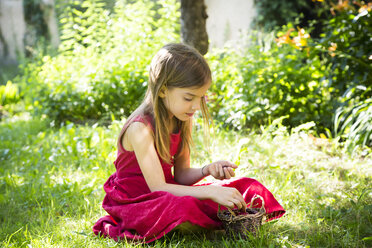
[180,0,209,55]
[40,0,60,49]
[0,0,60,65]
[0,0,26,65]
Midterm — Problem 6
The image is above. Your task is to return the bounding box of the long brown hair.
[118,43,211,164]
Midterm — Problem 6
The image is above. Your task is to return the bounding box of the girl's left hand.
[203,160,237,180]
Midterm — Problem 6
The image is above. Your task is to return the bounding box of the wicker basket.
[217,195,265,239]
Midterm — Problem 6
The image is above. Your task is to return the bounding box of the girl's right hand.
[203,160,237,180]
[207,185,247,210]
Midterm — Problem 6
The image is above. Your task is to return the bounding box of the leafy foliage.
[21,0,180,124]
[315,1,372,150]
[210,0,371,150]
[23,0,49,42]
[207,29,332,131]
[18,0,371,151]
[0,81,19,106]
[335,98,372,152]
[316,0,371,99]
[252,0,324,33]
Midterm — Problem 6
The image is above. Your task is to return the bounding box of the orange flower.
[293,28,310,49]
[276,28,295,47]
[358,2,372,13]
[331,0,355,15]
[328,42,337,57]
[276,27,310,50]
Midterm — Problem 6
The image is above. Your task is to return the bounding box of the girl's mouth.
[186,113,194,117]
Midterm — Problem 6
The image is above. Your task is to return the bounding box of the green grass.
[1,112,371,247]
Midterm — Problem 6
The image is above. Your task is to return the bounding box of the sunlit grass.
[1,113,371,247]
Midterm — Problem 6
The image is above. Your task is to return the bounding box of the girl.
[93,43,285,243]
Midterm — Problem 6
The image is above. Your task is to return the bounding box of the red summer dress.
[93,114,285,243]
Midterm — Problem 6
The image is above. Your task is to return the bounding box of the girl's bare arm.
[125,122,246,209]
[173,146,207,185]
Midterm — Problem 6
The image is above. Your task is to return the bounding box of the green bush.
[208,1,371,152]
[207,29,332,131]
[21,0,180,124]
[335,95,372,152]
[316,1,371,100]
[252,0,328,34]
[253,0,306,30]
[18,0,371,151]
[315,1,372,150]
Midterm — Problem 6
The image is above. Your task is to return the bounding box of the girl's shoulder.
[125,121,154,143]
[119,114,155,152]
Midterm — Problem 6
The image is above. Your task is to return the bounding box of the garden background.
[0,0,371,247]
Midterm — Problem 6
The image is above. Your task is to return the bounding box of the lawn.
[1,113,371,247]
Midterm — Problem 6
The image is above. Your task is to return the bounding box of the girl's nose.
[192,102,200,111]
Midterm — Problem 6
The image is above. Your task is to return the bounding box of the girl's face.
[161,81,211,122]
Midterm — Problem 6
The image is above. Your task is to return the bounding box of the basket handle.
[249,194,265,210]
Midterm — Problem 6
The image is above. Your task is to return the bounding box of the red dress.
[93,114,285,243]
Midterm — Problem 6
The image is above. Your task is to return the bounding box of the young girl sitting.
[93,43,285,243]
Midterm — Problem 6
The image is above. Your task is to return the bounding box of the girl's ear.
[158,86,167,98]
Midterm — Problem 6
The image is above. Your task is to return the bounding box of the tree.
[180,0,209,55]
[0,0,27,65]
[0,0,59,65]
[40,0,60,49]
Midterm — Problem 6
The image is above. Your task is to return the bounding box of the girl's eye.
[184,98,192,102]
